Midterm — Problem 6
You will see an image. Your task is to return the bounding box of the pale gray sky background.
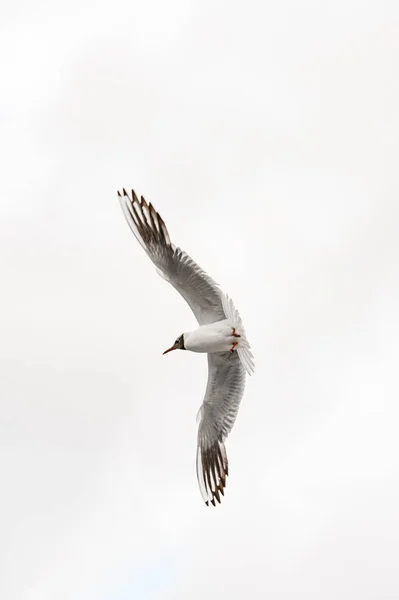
[1,0,399,599]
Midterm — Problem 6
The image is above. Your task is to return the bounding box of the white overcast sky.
[1,0,399,599]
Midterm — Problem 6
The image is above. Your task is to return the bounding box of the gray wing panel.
[196,352,246,505]
[118,189,225,325]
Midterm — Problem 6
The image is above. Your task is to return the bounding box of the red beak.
[162,343,178,355]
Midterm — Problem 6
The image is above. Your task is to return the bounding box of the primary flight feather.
[118,188,255,506]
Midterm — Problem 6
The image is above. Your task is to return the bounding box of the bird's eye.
[175,339,180,345]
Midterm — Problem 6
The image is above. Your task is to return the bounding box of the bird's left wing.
[196,352,246,506]
[118,189,225,325]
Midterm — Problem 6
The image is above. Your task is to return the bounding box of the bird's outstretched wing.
[118,188,225,325]
[196,352,246,506]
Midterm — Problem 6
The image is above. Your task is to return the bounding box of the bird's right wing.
[196,352,246,506]
[118,189,225,325]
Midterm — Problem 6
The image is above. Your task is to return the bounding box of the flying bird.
[118,188,255,506]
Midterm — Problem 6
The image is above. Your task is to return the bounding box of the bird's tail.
[221,293,255,376]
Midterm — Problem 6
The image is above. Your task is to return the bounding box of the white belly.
[184,319,237,353]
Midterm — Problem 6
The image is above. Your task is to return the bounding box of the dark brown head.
[162,334,185,355]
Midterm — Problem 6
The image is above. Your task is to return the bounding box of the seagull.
[118,188,255,506]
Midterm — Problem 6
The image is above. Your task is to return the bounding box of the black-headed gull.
[118,188,255,506]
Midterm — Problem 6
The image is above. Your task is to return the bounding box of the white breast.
[184,319,236,354]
